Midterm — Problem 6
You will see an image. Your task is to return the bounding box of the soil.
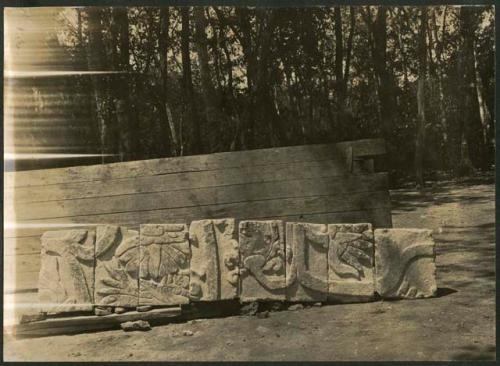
[3,179,495,361]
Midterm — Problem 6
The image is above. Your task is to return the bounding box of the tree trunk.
[415,7,428,188]
[180,7,201,155]
[193,6,220,153]
[86,8,111,163]
[343,7,356,94]
[159,7,176,157]
[334,7,345,109]
[458,6,485,172]
[364,6,396,141]
[111,8,139,161]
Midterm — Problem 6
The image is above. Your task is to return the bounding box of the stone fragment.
[256,310,270,319]
[94,226,140,308]
[183,330,194,336]
[120,320,151,332]
[374,228,437,299]
[287,304,304,311]
[239,220,286,301]
[38,229,96,313]
[94,307,113,316]
[189,219,240,301]
[136,305,153,312]
[139,224,190,306]
[285,222,328,302]
[114,307,127,314]
[328,223,375,302]
[240,301,259,316]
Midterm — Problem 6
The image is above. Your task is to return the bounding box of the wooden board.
[8,307,182,337]
[5,138,385,187]
[11,173,388,220]
[8,159,376,204]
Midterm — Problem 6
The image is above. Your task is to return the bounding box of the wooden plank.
[5,139,386,188]
[5,271,39,293]
[5,223,140,239]
[8,159,375,204]
[4,201,392,258]
[5,189,390,238]
[5,254,40,275]
[10,307,182,337]
[11,173,389,220]
[12,190,390,227]
[4,237,41,256]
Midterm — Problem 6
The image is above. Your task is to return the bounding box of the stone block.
[94,225,140,308]
[139,224,190,306]
[328,223,375,301]
[38,229,96,313]
[239,220,286,301]
[374,228,437,299]
[285,222,328,302]
[189,219,240,301]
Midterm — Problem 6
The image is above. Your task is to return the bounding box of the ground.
[3,178,496,361]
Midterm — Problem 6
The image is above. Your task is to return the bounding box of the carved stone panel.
[328,223,375,301]
[94,225,140,308]
[239,220,286,302]
[374,228,437,299]
[38,230,96,313]
[139,224,190,306]
[285,222,328,302]
[189,219,240,301]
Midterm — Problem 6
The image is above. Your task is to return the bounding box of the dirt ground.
[3,178,496,361]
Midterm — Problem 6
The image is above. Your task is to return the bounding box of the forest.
[5,6,495,185]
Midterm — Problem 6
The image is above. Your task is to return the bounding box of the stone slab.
[285,222,328,302]
[139,224,190,306]
[374,228,437,299]
[189,218,239,301]
[94,225,140,308]
[328,223,375,301]
[239,220,286,302]
[37,230,96,313]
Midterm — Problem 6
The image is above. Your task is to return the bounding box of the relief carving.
[189,219,239,301]
[286,222,328,301]
[38,229,95,313]
[328,223,375,300]
[94,225,140,308]
[239,220,286,301]
[374,228,437,299]
[139,224,190,306]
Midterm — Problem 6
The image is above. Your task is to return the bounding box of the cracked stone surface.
[239,220,286,301]
[374,228,437,299]
[189,219,240,301]
[328,223,375,302]
[38,229,96,313]
[94,225,140,308]
[285,222,328,302]
[139,224,190,306]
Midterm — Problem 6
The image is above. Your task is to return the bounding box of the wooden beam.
[8,307,182,338]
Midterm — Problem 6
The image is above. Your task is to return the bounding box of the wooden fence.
[4,138,391,314]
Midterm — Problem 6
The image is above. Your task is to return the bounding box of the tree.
[86,7,112,163]
[110,7,139,161]
[361,6,397,141]
[180,7,201,155]
[457,6,486,173]
[158,7,177,156]
[193,7,221,153]
[415,7,428,187]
